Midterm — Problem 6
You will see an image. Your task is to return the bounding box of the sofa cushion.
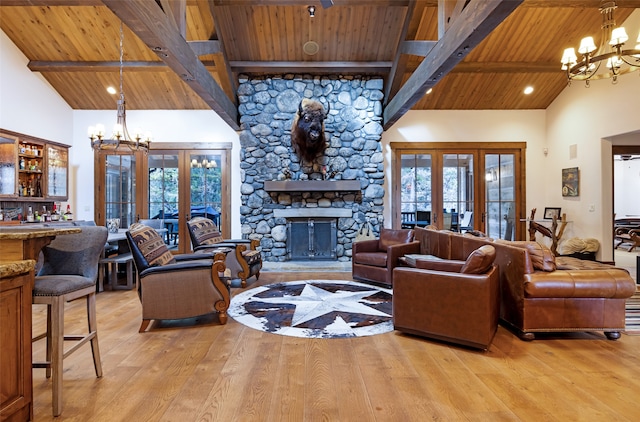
[378,228,414,252]
[461,245,496,274]
[353,252,387,267]
[128,223,176,267]
[495,240,556,272]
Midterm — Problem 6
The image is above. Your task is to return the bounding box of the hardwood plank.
[29,270,640,420]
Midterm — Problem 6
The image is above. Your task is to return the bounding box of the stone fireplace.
[237,74,385,262]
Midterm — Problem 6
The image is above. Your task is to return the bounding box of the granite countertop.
[0,259,36,279]
[0,226,81,240]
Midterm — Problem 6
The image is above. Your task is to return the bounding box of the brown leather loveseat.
[398,227,636,341]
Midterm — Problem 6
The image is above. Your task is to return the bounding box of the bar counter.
[0,227,81,421]
[0,226,81,263]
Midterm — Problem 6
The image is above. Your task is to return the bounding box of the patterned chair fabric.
[128,222,175,268]
[187,217,262,287]
[125,223,231,332]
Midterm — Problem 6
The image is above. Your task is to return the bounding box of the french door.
[143,144,231,254]
[392,142,525,240]
[95,143,231,254]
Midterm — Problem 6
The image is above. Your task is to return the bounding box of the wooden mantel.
[264,180,361,192]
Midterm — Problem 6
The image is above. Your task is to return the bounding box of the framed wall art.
[562,167,579,197]
[543,207,561,220]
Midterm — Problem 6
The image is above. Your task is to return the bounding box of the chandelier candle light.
[561,1,640,85]
[89,22,151,152]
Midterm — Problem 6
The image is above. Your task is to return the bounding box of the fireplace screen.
[287,218,337,260]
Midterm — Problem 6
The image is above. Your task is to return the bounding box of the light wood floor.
[32,271,640,421]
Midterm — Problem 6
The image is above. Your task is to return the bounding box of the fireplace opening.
[287,218,337,261]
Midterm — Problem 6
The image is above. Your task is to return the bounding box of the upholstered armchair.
[126,222,231,332]
[187,217,262,287]
[393,245,500,350]
[352,228,416,286]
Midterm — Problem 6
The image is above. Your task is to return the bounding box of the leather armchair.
[393,245,500,350]
[126,223,231,332]
[187,217,262,288]
[352,228,417,286]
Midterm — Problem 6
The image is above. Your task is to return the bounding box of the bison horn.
[298,100,304,116]
[324,101,330,117]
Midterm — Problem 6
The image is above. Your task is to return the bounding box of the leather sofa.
[399,227,636,340]
[352,228,416,286]
[393,245,500,350]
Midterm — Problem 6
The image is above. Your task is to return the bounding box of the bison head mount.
[291,98,329,163]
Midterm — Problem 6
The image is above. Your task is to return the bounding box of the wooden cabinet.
[0,262,34,422]
[0,129,69,202]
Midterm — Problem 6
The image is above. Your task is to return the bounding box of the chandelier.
[88,22,151,152]
[560,1,640,85]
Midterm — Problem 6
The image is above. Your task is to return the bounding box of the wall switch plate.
[589,204,595,212]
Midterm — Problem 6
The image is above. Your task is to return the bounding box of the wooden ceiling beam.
[384,0,419,107]
[383,0,524,129]
[400,41,437,57]
[100,0,239,130]
[211,1,414,6]
[159,0,187,39]
[230,61,392,73]
[203,0,238,109]
[26,59,392,73]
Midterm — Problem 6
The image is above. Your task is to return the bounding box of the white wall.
[0,30,72,143]
[381,109,547,227]
[546,68,640,260]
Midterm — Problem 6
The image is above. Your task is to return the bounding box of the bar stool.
[32,226,108,416]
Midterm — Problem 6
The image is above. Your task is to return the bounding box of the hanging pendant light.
[88,22,151,152]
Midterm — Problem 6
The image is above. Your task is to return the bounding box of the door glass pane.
[400,154,432,227]
[148,154,179,247]
[442,154,473,231]
[0,137,16,196]
[105,154,136,228]
[485,154,515,240]
[189,153,223,228]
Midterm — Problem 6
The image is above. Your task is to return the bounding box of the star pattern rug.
[228,280,393,339]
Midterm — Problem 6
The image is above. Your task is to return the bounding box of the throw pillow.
[460,245,496,274]
[189,217,224,245]
[128,222,175,267]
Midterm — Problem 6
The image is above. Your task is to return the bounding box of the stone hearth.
[237,74,385,262]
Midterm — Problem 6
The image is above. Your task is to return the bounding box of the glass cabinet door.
[46,145,68,199]
[0,135,17,197]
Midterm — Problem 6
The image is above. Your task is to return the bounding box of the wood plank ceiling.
[1,0,638,130]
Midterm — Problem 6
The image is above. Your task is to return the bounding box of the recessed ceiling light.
[425,88,433,95]
[523,86,534,95]
[106,86,117,95]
